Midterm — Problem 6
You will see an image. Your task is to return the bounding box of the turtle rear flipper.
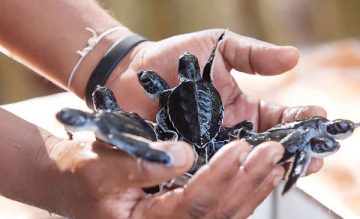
[282,149,311,195]
[275,129,311,194]
[156,128,178,141]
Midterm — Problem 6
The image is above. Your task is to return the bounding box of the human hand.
[106,29,325,175]
[49,137,284,219]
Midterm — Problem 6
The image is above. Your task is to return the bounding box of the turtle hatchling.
[137,31,243,173]
[56,85,178,164]
[237,116,360,194]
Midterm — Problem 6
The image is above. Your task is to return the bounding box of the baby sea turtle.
[137,31,241,172]
[56,86,177,164]
[238,117,360,194]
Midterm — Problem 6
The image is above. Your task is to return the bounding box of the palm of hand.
[125,29,313,130]
[109,28,324,173]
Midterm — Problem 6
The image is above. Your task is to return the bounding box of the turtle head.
[178,52,201,82]
[92,86,121,112]
[137,70,170,98]
[56,108,97,132]
[310,137,340,158]
[325,119,358,139]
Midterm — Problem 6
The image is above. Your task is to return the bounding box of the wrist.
[104,38,150,90]
[70,27,134,99]
[105,41,161,120]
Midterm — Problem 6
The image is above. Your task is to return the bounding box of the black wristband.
[85,34,147,109]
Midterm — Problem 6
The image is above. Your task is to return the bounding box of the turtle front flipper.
[277,129,310,163]
[57,108,168,163]
[101,132,171,164]
[227,120,254,139]
[202,30,225,82]
[282,149,311,195]
[137,70,170,99]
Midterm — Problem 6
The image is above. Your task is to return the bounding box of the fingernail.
[167,143,190,168]
[308,159,323,173]
[273,175,282,186]
[273,154,283,165]
[239,150,250,164]
[277,46,299,65]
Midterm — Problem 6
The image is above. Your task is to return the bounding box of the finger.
[213,141,284,219]
[78,141,195,195]
[280,105,327,123]
[306,158,324,175]
[138,140,251,219]
[258,104,327,132]
[220,30,299,75]
[178,141,251,218]
[234,166,285,219]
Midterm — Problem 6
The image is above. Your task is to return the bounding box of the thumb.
[220,30,299,75]
[132,141,195,187]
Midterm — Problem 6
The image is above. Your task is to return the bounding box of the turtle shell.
[167,80,224,147]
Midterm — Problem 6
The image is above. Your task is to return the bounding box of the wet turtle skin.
[56,86,178,164]
[56,30,360,195]
[137,30,360,194]
[138,31,244,173]
[237,116,359,194]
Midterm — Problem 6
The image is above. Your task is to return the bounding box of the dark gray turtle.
[138,32,225,148]
[56,86,177,164]
[237,116,360,194]
[137,31,247,173]
[138,32,241,172]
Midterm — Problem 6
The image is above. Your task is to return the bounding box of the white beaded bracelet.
[66,26,125,91]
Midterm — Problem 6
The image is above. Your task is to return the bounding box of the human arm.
[0,0,133,97]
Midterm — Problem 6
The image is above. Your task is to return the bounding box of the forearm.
[0,107,84,215]
[0,0,133,98]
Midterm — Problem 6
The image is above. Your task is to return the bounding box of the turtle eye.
[326,120,354,139]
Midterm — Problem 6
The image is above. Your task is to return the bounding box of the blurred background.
[0,0,359,104]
